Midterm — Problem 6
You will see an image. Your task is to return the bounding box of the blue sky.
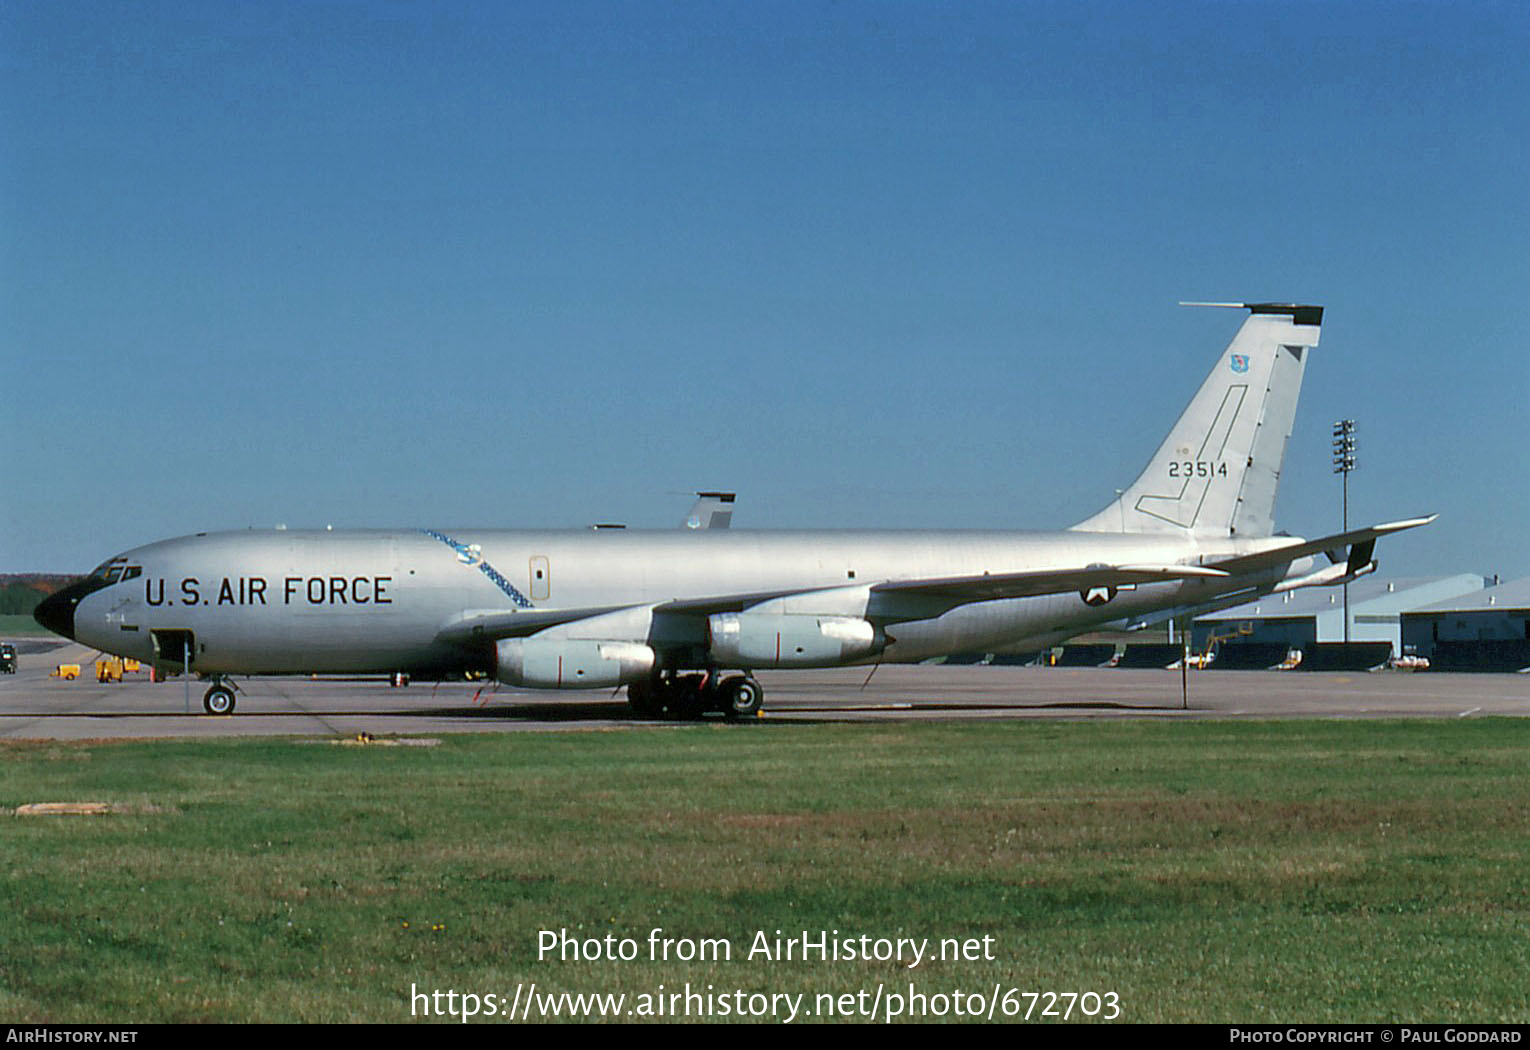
[4,1,1526,578]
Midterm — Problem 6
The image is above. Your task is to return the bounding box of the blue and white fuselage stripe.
[420,529,535,609]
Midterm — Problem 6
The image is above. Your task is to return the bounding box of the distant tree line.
[0,577,79,615]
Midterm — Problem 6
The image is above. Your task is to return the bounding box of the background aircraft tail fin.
[684,491,736,529]
[1071,303,1322,538]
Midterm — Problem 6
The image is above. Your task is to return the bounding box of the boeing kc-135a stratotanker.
[35,303,1434,718]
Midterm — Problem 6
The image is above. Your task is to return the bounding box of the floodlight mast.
[1333,420,1358,642]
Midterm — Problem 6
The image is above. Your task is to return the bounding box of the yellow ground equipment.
[95,658,125,683]
[1202,623,1254,661]
[51,664,81,680]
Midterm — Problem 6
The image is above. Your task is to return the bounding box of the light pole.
[1332,419,1357,643]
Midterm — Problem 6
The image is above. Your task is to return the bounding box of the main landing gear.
[202,677,238,715]
[627,671,764,721]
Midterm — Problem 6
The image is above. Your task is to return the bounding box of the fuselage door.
[150,628,196,670]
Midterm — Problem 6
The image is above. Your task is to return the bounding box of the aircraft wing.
[434,605,640,645]
[656,564,1231,619]
[655,590,808,616]
[438,517,1431,646]
[434,563,1234,644]
[870,564,1230,604]
[1203,515,1437,577]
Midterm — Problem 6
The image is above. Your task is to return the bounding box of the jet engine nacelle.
[707,613,886,668]
[496,637,656,689]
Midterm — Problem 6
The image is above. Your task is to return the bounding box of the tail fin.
[1071,303,1322,538]
[683,491,736,529]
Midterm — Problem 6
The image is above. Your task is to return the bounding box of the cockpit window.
[88,558,140,586]
[89,559,124,582]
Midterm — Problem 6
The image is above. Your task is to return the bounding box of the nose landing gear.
[202,679,238,715]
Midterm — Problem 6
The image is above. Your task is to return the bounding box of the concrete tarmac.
[3,639,1527,740]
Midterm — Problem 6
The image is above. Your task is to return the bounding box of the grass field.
[0,614,48,637]
[2,719,1528,1023]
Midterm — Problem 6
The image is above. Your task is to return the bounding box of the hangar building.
[1400,576,1530,670]
[1192,574,1485,658]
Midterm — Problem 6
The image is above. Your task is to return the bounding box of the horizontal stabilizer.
[1207,514,1437,577]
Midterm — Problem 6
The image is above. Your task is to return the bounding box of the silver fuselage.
[41,305,1387,686]
[63,527,1305,676]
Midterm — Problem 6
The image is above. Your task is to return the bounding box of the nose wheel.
[203,681,237,715]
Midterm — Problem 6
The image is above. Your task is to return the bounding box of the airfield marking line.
[1459,706,1482,718]
[258,680,346,736]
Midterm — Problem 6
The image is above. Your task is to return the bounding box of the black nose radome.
[34,572,125,640]
[33,589,77,640]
